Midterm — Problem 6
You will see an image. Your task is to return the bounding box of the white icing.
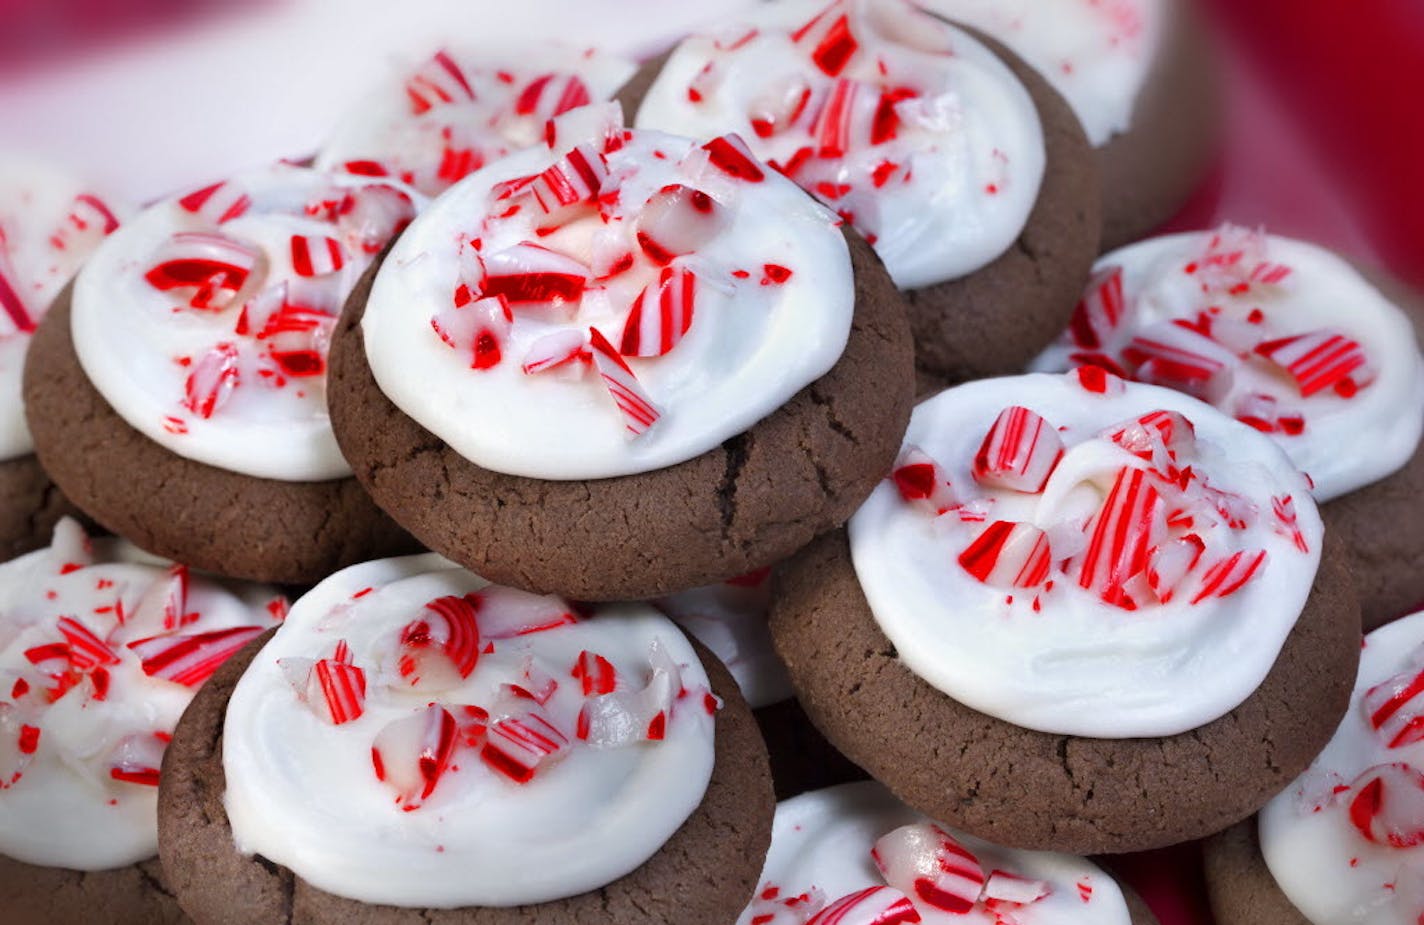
[849,372,1322,738]
[919,0,1164,147]
[222,554,717,908]
[316,42,636,197]
[1030,230,1424,503]
[655,571,793,710]
[1259,613,1424,925]
[633,0,1045,290]
[363,109,853,480]
[0,520,281,871]
[739,781,1132,925]
[71,164,422,482]
[0,156,124,461]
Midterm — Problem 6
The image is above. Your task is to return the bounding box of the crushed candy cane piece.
[982,870,1052,905]
[471,586,577,639]
[972,406,1064,494]
[701,134,766,182]
[1189,549,1267,604]
[633,185,727,267]
[958,521,1052,590]
[1067,265,1129,350]
[145,231,262,312]
[1255,329,1374,398]
[405,49,476,115]
[482,701,569,784]
[289,234,346,278]
[396,594,482,689]
[1347,762,1424,849]
[1364,660,1424,749]
[479,242,589,310]
[128,625,265,687]
[1073,467,1165,610]
[182,342,241,419]
[620,265,698,357]
[522,329,588,374]
[371,704,458,810]
[806,886,921,924]
[589,327,661,436]
[1122,322,1236,404]
[577,639,681,747]
[891,446,957,515]
[872,822,985,915]
[178,180,251,224]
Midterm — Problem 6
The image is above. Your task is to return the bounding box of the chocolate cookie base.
[1203,822,1311,925]
[328,231,914,601]
[0,854,188,925]
[619,31,1101,386]
[754,697,868,802]
[0,452,88,561]
[22,289,420,584]
[769,530,1361,855]
[158,631,775,925]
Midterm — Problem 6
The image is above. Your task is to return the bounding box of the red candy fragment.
[972,406,1064,494]
[633,184,727,267]
[405,49,476,115]
[1364,660,1424,749]
[1347,762,1424,849]
[523,142,609,225]
[289,234,346,278]
[749,75,814,138]
[128,625,265,687]
[891,445,957,515]
[959,521,1053,590]
[1067,266,1128,350]
[701,134,766,182]
[577,641,681,747]
[805,886,921,925]
[396,594,482,690]
[1188,548,1267,605]
[982,870,1052,906]
[1255,328,1374,398]
[479,242,589,310]
[56,617,120,670]
[482,701,570,784]
[521,329,588,375]
[1122,322,1236,403]
[872,823,985,915]
[1144,534,1206,604]
[108,732,168,787]
[432,293,512,371]
[588,327,661,436]
[145,231,262,311]
[514,72,592,120]
[371,704,458,810]
[572,651,618,696]
[182,342,241,420]
[1103,410,1195,478]
[620,265,698,358]
[178,180,251,224]
[1073,467,1164,610]
[282,641,368,726]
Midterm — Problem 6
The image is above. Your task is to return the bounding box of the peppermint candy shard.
[982,870,1051,906]
[1122,322,1236,403]
[633,184,728,268]
[577,639,681,748]
[1073,467,1164,610]
[1347,762,1424,848]
[128,625,265,687]
[588,327,661,436]
[289,234,346,278]
[370,704,458,810]
[1067,265,1128,350]
[1188,549,1267,605]
[522,329,588,375]
[891,446,957,514]
[432,293,512,370]
[182,342,241,420]
[958,521,1052,590]
[0,261,34,336]
[405,49,476,115]
[1144,534,1205,604]
[108,732,168,787]
[871,823,985,915]
[805,886,921,925]
[303,649,367,725]
[1254,328,1374,398]
[177,180,251,224]
[470,585,577,639]
[47,516,93,575]
[1070,364,1126,395]
[701,134,766,183]
[340,183,418,254]
[745,885,828,925]
[481,701,570,784]
[145,231,262,312]
[128,564,193,635]
[396,594,482,689]
[1271,494,1310,553]
[1364,661,1424,749]
[56,617,120,670]
[0,704,36,787]
[513,72,592,121]
[524,142,609,225]
[619,265,698,357]
[972,406,1064,494]
[572,650,618,696]
[479,241,589,310]
[749,74,815,138]
[794,2,860,77]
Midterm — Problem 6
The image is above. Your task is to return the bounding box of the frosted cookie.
[0,518,284,925]
[316,43,635,197]
[157,554,773,924]
[328,104,914,600]
[919,0,1218,248]
[622,0,1101,382]
[1206,611,1424,925]
[24,164,424,583]
[741,781,1158,924]
[0,157,125,559]
[770,369,1361,853]
[1031,227,1424,628]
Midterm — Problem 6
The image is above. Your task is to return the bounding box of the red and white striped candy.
[588,327,661,436]
[1070,364,1126,395]
[1254,328,1374,398]
[871,823,985,915]
[1188,548,1267,605]
[127,625,265,687]
[572,650,618,696]
[1066,265,1129,350]
[1122,322,1237,403]
[1363,661,1424,749]
[1074,467,1165,609]
[524,143,609,224]
[619,265,698,357]
[1103,409,1196,476]
[811,78,864,158]
[289,234,346,278]
[1144,534,1205,603]
[108,731,168,787]
[371,704,458,809]
[482,701,569,784]
[982,871,1052,906]
[891,445,958,515]
[47,517,93,574]
[510,656,559,705]
[0,703,37,786]
[470,585,578,639]
[338,183,418,254]
[182,342,241,419]
[633,184,728,267]
[145,231,262,311]
[308,654,366,726]
[958,520,1053,589]
[126,564,193,636]
[432,293,512,371]
[749,74,815,138]
[49,192,122,255]
[1271,494,1310,553]
[577,640,680,748]
[0,257,34,337]
[479,241,589,310]
[23,641,77,700]
[701,134,766,183]
[805,887,921,925]
[972,406,1064,494]
[405,49,476,115]
[1346,762,1424,849]
[395,594,482,690]
[793,1,860,77]
[178,180,251,224]
[513,72,592,121]
[256,302,336,378]
[521,329,588,375]
[56,617,119,671]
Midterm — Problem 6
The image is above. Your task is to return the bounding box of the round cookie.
[0,854,187,925]
[329,110,914,601]
[0,453,88,562]
[1204,823,1309,925]
[158,569,775,924]
[23,167,423,584]
[621,1,1101,384]
[770,372,1362,854]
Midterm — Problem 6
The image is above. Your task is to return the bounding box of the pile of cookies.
[3,1,1422,923]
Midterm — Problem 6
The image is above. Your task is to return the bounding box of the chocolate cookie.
[157,630,774,924]
[619,30,1102,385]
[0,855,189,925]
[1203,822,1310,925]
[22,290,419,584]
[328,229,914,601]
[754,697,868,801]
[768,529,1361,855]
[0,453,86,560]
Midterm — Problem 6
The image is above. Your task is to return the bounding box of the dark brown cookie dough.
[768,529,1361,855]
[1123,882,1165,925]
[1203,822,1311,925]
[0,854,189,925]
[754,697,868,802]
[0,452,88,561]
[619,32,1101,386]
[328,230,914,601]
[21,288,420,584]
[158,630,774,925]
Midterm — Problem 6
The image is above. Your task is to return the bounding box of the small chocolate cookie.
[1203,822,1310,925]
[1096,0,1221,250]
[1123,882,1165,925]
[22,288,419,584]
[158,631,774,925]
[0,453,87,561]
[328,230,914,601]
[754,698,868,802]
[768,530,1361,855]
[0,854,189,925]
[618,31,1101,386]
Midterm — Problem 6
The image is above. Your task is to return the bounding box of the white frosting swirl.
[316,43,635,197]
[1259,613,1424,925]
[0,519,282,870]
[739,781,1132,925]
[1031,229,1424,502]
[0,156,124,461]
[919,0,1164,147]
[222,554,718,908]
[72,164,422,482]
[363,107,853,480]
[632,0,1044,290]
[849,372,1321,738]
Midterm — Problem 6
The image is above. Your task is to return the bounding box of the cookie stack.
[2,1,1422,923]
